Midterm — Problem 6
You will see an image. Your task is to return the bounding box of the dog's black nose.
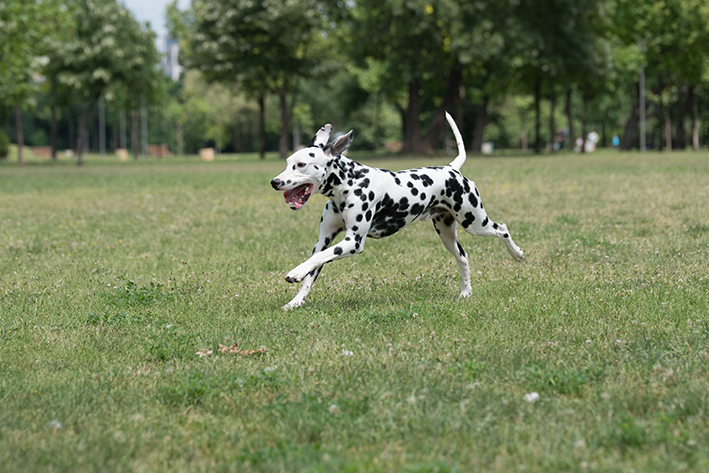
[271,178,282,190]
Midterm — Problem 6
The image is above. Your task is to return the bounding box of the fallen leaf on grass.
[218,343,240,354]
[218,343,268,357]
[195,350,213,358]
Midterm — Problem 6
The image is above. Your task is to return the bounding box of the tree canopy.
[3,0,709,162]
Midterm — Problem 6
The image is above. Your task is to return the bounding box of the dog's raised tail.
[446,111,467,171]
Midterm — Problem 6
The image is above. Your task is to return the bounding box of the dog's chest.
[365,189,433,238]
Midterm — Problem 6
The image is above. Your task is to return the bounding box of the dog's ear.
[308,124,332,148]
[324,130,354,157]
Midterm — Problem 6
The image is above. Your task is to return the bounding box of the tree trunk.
[50,104,57,160]
[76,102,96,166]
[692,87,699,151]
[402,77,423,154]
[68,110,76,155]
[98,96,106,157]
[675,87,692,150]
[549,74,556,153]
[565,88,573,151]
[621,82,640,150]
[131,109,139,160]
[580,93,588,153]
[176,121,183,156]
[422,68,463,151]
[258,92,266,160]
[664,109,672,152]
[471,99,488,153]
[140,105,147,157]
[278,91,290,159]
[50,81,57,160]
[14,105,24,166]
[534,74,541,154]
[119,109,127,149]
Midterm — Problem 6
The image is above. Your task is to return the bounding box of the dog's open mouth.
[283,184,314,210]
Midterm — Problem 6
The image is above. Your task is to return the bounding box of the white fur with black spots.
[270,112,524,310]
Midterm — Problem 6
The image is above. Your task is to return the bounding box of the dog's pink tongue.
[284,187,298,201]
[284,186,307,209]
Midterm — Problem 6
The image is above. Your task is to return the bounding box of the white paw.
[507,246,525,261]
[282,299,304,311]
[459,289,472,299]
[285,264,310,283]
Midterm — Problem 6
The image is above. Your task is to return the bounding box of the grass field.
[1,150,708,472]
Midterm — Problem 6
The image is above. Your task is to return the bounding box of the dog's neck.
[318,155,369,201]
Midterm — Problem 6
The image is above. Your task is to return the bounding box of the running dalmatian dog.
[271,112,524,310]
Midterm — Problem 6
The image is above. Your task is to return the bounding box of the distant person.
[612,135,620,148]
[586,130,599,152]
[553,127,567,150]
[575,137,584,152]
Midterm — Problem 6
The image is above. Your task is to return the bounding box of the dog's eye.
[297,162,307,168]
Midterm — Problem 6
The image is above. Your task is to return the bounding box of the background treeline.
[2,0,709,164]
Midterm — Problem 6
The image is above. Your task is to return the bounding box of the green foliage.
[0,0,46,106]
[47,0,162,108]
[99,275,172,307]
[28,128,47,147]
[0,130,9,158]
[187,0,332,86]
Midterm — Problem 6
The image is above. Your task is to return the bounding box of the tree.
[509,0,606,153]
[49,0,161,165]
[347,0,464,154]
[184,0,335,158]
[38,1,75,160]
[615,0,709,151]
[453,1,516,152]
[0,0,48,165]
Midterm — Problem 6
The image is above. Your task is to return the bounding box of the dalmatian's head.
[271,124,353,210]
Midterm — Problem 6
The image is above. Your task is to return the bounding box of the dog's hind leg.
[433,212,473,298]
[491,221,525,261]
[470,219,524,262]
[283,203,344,310]
[457,207,525,262]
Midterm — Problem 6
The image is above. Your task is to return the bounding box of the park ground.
[1,149,708,472]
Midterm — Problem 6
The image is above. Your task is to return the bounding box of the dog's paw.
[285,265,310,284]
[282,299,304,311]
[507,246,525,262]
[459,289,473,299]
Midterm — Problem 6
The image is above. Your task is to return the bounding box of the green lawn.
[1,151,708,472]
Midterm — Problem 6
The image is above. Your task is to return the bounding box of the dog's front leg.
[285,208,368,287]
[283,204,344,310]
